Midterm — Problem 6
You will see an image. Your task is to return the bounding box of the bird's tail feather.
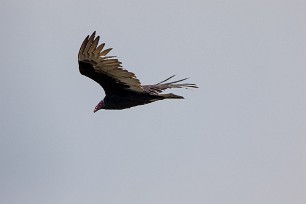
[155,75,198,89]
[144,75,198,94]
[159,93,184,99]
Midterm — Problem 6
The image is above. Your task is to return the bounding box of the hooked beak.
[94,100,104,113]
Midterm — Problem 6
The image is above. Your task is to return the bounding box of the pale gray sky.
[0,0,305,204]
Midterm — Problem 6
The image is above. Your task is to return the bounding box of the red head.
[94,100,105,113]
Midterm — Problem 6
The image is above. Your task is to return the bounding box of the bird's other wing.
[78,31,144,95]
[143,75,198,94]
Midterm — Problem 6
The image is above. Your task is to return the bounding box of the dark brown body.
[103,92,163,110]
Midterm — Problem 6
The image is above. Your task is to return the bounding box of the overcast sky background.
[0,0,305,204]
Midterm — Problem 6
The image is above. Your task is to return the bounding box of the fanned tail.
[143,75,198,94]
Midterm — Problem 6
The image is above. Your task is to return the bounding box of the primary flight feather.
[78,31,198,112]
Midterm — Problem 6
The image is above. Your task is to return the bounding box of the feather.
[100,48,112,56]
[79,35,89,55]
[93,43,105,57]
[89,36,99,53]
[84,32,95,54]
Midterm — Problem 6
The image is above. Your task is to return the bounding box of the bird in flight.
[78,32,198,112]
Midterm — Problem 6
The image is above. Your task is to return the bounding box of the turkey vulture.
[78,32,198,112]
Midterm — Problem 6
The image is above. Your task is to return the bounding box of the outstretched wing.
[78,32,144,95]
